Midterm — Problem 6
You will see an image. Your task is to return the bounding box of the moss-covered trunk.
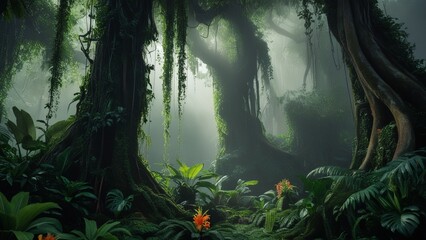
[188,1,302,193]
[42,0,184,219]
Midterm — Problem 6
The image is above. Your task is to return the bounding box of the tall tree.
[316,0,426,169]
[42,0,183,219]
[187,0,302,193]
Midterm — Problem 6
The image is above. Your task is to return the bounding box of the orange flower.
[193,207,210,232]
[38,233,56,240]
[275,179,294,199]
[275,182,283,198]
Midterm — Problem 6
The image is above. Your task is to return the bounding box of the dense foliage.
[0,0,425,239]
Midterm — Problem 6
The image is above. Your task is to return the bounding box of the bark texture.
[325,0,426,169]
[42,0,184,219]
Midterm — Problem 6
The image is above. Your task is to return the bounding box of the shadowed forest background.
[1,0,425,239]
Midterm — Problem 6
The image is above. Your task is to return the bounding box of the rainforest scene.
[1,0,425,239]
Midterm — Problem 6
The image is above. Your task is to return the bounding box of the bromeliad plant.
[275,179,296,210]
[155,207,233,240]
[165,160,217,205]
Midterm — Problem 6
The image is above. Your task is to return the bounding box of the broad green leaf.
[6,120,24,143]
[195,181,217,191]
[381,210,420,237]
[45,118,74,145]
[243,180,259,186]
[26,217,62,233]
[56,233,80,240]
[15,202,60,230]
[96,221,121,236]
[177,160,190,176]
[13,107,36,141]
[10,192,29,215]
[0,192,11,214]
[84,218,98,239]
[186,164,203,180]
[11,230,33,240]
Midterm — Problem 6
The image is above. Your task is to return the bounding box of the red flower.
[193,207,211,232]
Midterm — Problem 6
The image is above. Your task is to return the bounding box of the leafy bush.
[0,192,61,240]
[165,160,217,205]
[58,218,131,240]
[45,176,96,216]
[309,149,426,238]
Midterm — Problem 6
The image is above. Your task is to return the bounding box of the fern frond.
[340,183,385,212]
[307,166,353,178]
[381,154,426,187]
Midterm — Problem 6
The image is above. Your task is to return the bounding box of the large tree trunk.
[325,0,426,169]
[42,0,184,219]
[188,1,302,193]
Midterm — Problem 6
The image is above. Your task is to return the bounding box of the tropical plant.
[5,107,46,156]
[45,176,97,216]
[219,179,259,207]
[58,218,131,240]
[105,189,134,218]
[155,216,233,240]
[165,160,217,205]
[0,192,62,240]
[309,148,426,238]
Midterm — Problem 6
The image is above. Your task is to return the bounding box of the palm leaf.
[307,166,352,178]
[340,183,384,211]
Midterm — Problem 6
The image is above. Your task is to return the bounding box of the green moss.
[374,123,397,168]
[212,74,228,155]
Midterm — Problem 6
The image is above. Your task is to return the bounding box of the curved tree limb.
[351,3,426,111]
[265,9,304,42]
[342,0,414,162]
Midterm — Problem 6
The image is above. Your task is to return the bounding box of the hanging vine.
[176,0,187,117]
[160,0,188,159]
[46,0,74,125]
[161,0,175,149]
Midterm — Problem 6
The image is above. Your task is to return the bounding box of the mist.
[1,1,426,239]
